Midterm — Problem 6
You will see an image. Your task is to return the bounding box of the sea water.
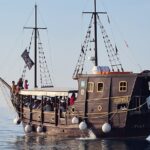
[0,107,150,150]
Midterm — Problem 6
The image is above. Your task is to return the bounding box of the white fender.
[25,124,32,133]
[36,126,43,133]
[13,117,21,125]
[79,121,87,130]
[102,123,111,133]
[72,116,79,124]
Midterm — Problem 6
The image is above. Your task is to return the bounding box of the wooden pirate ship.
[1,1,150,138]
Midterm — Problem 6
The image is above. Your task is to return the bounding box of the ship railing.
[129,96,148,114]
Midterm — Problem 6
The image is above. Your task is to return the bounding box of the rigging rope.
[74,100,147,120]
[73,14,94,78]
[73,10,125,77]
[0,82,16,114]
[37,31,53,88]
[21,30,34,81]
[97,14,124,72]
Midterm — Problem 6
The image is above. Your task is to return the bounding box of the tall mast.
[34,4,37,88]
[73,0,124,78]
[24,4,47,88]
[94,0,98,66]
[83,0,107,66]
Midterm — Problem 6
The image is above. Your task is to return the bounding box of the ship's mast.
[34,4,38,88]
[24,4,47,88]
[94,0,98,66]
[73,0,124,78]
[83,0,107,66]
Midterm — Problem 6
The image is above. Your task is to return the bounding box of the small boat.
[1,1,150,138]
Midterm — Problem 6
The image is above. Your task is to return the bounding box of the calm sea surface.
[1,107,150,150]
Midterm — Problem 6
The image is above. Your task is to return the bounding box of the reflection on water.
[2,134,150,150]
[1,108,150,150]
[0,129,150,150]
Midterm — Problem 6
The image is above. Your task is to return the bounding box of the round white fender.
[13,117,21,125]
[72,116,79,124]
[102,122,111,133]
[79,121,87,130]
[25,124,32,133]
[36,126,43,133]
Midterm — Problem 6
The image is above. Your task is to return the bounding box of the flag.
[21,49,34,70]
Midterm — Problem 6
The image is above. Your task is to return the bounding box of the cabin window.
[119,81,127,92]
[97,82,104,92]
[87,82,94,92]
[117,103,127,110]
[81,81,86,88]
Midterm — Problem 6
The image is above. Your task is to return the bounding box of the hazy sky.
[0,0,149,89]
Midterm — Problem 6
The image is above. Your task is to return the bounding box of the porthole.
[71,107,75,114]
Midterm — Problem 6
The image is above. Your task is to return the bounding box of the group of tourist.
[22,93,76,114]
[11,78,29,95]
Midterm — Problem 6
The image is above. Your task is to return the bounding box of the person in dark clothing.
[17,78,23,89]
[24,80,29,89]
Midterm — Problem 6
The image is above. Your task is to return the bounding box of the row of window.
[87,81,127,93]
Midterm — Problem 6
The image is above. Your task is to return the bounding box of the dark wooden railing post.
[29,95,33,123]
[21,95,24,120]
[41,96,44,124]
[55,96,58,126]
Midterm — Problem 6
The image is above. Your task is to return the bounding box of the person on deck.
[15,78,23,95]
[24,80,29,89]
[44,100,52,111]
[11,81,16,94]
[17,78,23,89]
[15,85,20,96]
[69,93,75,106]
